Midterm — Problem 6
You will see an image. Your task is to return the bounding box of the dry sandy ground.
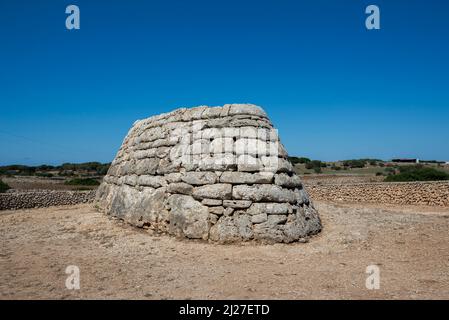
[1,201,449,299]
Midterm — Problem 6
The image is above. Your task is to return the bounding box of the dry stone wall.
[0,190,95,211]
[307,181,449,207]
[96,104,321,243]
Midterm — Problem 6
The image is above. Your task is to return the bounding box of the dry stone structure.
[96,104,321,243]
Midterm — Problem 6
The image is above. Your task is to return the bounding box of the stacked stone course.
[307,181,449,207]
[0,190,95,210]
[96,104,322,243]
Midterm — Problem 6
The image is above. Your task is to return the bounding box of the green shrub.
[313,167,322,174]
[305,160,323,169]
[64,178,100,186]
[342,159,366,168]
[289,157,311,165]
[384,166,449,182]
[0,179,11,193]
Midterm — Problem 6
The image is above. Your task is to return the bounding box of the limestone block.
[202,198,223,206]
[222,200,252,209]
[166,182,193,195]
[274,173,302,188]
[168,194,210,239]
[192,184,232,200]
[219,171,274,184]
[181,172,217,185]
[137,175,166,188]
[247,202,292,215]
[232,185,297,203]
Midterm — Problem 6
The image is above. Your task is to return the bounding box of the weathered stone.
[192,184,232,200]
[275,173,302,188]
[296,188,310,205]
[209,216,240,243]
[247,202,291,215]
[165,172,182,183]
[166,182,193,195]
[209,214,219,224]
[235,214,253,240]
[168,194,210,239]
[181,171,217,185]
[198,154,237,171]
[251,213,268,224]
[202,198,223,206]
[232,185,297,203]
[137,175,166,188]
[202,106,222,119]
[227,104,268,118]
[224,207,234,216]
[223,200,252,209]
[208,206,224,215]
[219,171,274,184]
[124,175,138,186]
[209,137,234,154]
[237,155,261,172]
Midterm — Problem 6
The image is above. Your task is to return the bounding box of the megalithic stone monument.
[96,104,321,243]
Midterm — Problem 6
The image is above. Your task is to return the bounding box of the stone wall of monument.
[96,104,321,243]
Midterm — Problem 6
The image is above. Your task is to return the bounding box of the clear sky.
[1,0,448,165]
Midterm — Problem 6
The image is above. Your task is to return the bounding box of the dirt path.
[1,201,449,299]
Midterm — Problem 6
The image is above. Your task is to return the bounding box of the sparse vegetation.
[342,159,366,169]
[0,179,11,193]
[313,167,322,174]
[384,166,449,182]
[342,159,383,169]
[0,162,110,177]
[305,160,323,170]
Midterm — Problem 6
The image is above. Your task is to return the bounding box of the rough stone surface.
[95,104,322,243]
[0,190,95,211]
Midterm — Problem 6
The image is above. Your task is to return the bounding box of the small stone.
[181,172,217,185]
[209,206,224,215]
[202,198,223,206]
[251,213,268,224]
[192,184,232,200]
[223,200,252,209]
[224,207,234,216]
[166,182,193,195]
[209,214,219,224]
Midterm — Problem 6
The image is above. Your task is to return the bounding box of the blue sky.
[1,0,448,165]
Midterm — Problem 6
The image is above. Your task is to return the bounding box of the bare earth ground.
[1,201,449,299]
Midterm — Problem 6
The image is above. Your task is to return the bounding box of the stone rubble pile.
[96,104,322,243]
